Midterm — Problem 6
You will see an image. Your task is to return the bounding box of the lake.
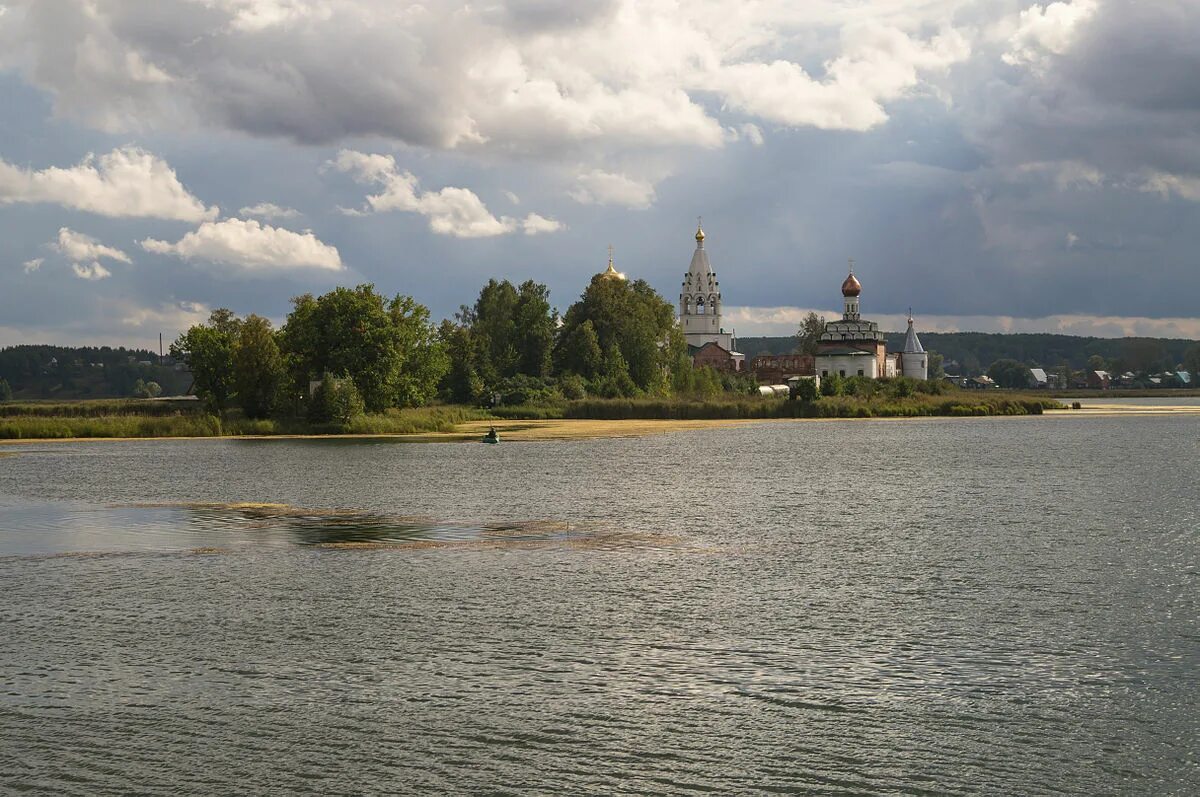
[1,412,1196,795]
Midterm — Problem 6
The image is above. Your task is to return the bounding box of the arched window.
[682,295,691,314]
[696,296,706,315]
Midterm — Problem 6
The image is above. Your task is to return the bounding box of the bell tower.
[680,220,729,348]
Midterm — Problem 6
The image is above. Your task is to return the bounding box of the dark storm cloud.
[2,0,1200,344]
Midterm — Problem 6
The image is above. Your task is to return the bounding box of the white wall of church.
[901,353,928,380]
[816,355,878,379]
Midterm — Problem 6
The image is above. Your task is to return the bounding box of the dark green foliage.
[440,279,557,400]
[792,377,819,402]
[556,320,603,380]
[437,319,485,404]
[1185,345,1200,380]
[0,345,191,400]
[308,373,365,429]
[820,372,844,396]
[172,309,241,413]
[563,392,1059,420]
[279,285,447,412]
[555,272,682,396]
[558,373,587,400]
[987,359,1033,389]
[842,376,879,398]
[0,379,11,402]
[736,333,1200,375]
[232,315,284,419]
[513,280,555,378]
[795,312,826,356]
[927,352,945,379]
[492,375,564,406]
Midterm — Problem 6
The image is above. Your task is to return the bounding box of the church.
[814,263,927,381]
[678,223,744,371]
[658,222,928,382]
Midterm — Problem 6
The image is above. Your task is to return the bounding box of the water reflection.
[0,500,682,557]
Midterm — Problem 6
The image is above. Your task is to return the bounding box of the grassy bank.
[0,392,1062,440]
[557,393,1060,420]
[0,405,491,440]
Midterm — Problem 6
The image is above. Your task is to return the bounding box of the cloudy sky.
[1,0,1198,346]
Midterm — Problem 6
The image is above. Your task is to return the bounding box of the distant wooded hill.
[0,345,193,400]
[736,332,1198,375]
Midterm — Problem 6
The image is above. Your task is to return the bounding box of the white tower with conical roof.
[900,310,928,380]
[679,222,732,350]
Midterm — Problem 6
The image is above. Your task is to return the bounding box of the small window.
[839,370,846,377]
[822,370,828,377]
[857,369,864,377]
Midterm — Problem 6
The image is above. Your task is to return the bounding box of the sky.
[1,0,1198,347]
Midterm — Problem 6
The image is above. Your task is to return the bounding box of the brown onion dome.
[841,271,862,297]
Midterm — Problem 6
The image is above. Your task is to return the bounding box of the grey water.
[0,413,1196,795]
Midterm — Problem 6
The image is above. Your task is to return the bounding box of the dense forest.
[0,345,193,400]
[5,316,1199,404]
[737,332,1199,375]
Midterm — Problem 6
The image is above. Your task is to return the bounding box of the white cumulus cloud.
[715,26,970,131]
[1003,1,1098,68]
[22,257,44,274]
[0,147,217,222]
[140,218,343,271]
[239,202,300,220]
[570,169,657,209]
[331,149,561,237]
[521,213,563,236]
[72,262,112,281]
[53,227,132,264]
[1137,171,1200,202]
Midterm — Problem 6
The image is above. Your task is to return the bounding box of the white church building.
[813,262,928,381]
[679,224,744,371]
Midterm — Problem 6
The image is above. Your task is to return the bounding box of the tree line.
[742,328,1200,378]
[171,270,753,425]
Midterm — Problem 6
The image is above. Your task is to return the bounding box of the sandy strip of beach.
[3,403,1198,446]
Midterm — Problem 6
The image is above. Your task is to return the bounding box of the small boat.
[482,427,500,444]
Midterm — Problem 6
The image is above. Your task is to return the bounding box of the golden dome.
[600,245,626,280]
[841,271,862,297]
[695,224,705,243]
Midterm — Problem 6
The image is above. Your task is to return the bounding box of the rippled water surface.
[1,414,1197,795]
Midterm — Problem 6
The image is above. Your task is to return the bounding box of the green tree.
[308,373,365,428]
[556,319,603,380]
[1086,354,1108,372]
[1120,339,1166,374]
[795,312,826,356]
[927,351,945,380]
[555,272,680,395]
[513,280,555,378]
[172,309,242,413]
[1183,344,1200,380]
[233,314,284,419]
[987,359,1033,389]
[0,378,11,402]
[793,377,819,402]
[438,319,485,404]
[821,372,843,396]
[279,285,447,412]
[591,344,639,398]
[471,279,520,384]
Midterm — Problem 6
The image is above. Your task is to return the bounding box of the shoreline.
[3,403,1199,445]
